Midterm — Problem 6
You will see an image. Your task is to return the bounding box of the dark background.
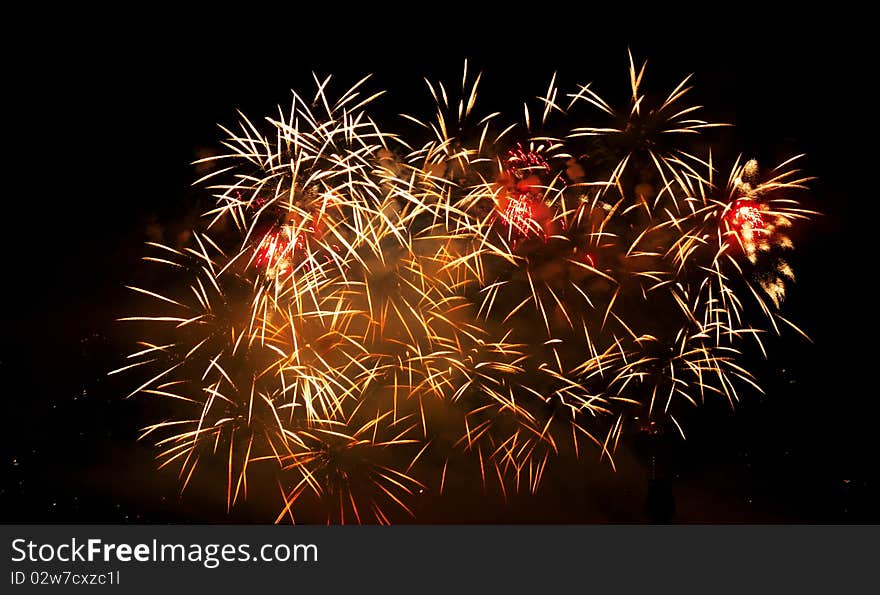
[2,11,872,522]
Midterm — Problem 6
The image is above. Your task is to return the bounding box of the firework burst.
[118,57,815,523]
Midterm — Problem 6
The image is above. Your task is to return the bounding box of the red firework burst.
[505,144,550,180]
[494,145,553,240]
[728,199,765,230]
[725,198,767,253]
[255,222,315,275]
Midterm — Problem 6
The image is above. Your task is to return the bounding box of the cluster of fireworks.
[117,56,815,523]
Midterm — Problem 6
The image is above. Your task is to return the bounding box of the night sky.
[2,12,872,523]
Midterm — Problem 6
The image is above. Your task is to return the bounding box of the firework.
[118,57,815,523]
